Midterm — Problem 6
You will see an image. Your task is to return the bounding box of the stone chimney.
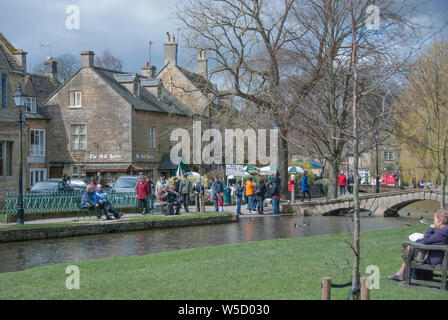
[141,62,157,78]
[164,32,178,66]
[80,51,95,68]
[44,57,58,81]
[197,51,208,79]
[13,49,27,73]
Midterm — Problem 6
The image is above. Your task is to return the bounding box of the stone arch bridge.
[289,190,444,217]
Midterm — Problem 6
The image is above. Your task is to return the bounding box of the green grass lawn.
[0,225,447,300]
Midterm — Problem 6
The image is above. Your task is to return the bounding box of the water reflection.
[0,216,405,273]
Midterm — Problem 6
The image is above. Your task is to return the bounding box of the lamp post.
[374,131,380,194]
[13,84,28,225]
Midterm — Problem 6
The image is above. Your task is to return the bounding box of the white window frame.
[30,168,47,186]
[69,91,82,108]
[148,127,156,149]
[25,97,37,113]
[71,124,87,151]
[384,151,394,161]
[30,129,45,156]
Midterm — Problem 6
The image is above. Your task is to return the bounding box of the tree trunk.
[441,166,446,209]
[328,160,339,199]
[279,129,289,195]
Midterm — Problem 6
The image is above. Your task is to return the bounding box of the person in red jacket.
[288,174,298,203]
[338,171,347,196]
[136,176,151,215]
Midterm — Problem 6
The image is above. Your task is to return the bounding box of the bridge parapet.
[285,189,444,217]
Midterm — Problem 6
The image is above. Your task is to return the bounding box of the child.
[217,192,224,212]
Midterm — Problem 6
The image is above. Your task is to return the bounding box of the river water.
[0,215,406,273]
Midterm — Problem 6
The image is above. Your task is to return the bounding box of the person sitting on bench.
[387,209,448,282]
[81,184,97,212]
[94,184,122,220]
[165,185,181,216]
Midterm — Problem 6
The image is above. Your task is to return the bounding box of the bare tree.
[33,53,80,82]
[175,0,304,193]
[95,50,123,71]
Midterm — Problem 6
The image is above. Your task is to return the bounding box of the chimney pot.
[164,32,178,66]
[13,49,27,73]
[44,57,58,82]
[80,51,95,68]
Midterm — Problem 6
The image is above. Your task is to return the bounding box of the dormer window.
[69,91,82,108]
[25,97,37,113]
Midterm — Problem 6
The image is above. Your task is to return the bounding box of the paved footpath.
[0,202,298,228]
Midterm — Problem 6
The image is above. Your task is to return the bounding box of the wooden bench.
[403,241,448,290]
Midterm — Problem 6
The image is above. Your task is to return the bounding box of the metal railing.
[0,191,139,219]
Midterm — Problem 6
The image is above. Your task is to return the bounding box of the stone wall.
[0,214,238,243]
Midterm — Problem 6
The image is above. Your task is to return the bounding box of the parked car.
[111,176,139,193]
[28,181,72,194]
[49,178,87,191]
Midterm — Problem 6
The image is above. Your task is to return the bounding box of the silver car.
[111,176,139,193]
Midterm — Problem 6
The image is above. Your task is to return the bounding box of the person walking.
[193,178,205,212]
[136,176,150,215]
[271,175,281,214]
[245,177,256,213]
[347,174,354,194]
[255,179,267,215]
[301,171,311,202]
[155,174,168,195]
[338,171,347,196]
[212,177,224,212]
[97,172,105,187]
[179,173,192,213]
[146,176,155,212]
[235,180,244,215]
[288,175,297,203]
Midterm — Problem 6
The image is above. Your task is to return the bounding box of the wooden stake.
[322,277,331,300]
[360,277,370,300]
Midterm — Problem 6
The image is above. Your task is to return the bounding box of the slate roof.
[28,74,60,103]
[177,66,216,95]
[0,32,20,70]
[93,67,190,116]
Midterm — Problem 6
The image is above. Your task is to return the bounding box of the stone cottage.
[0,32,59,203]
[43,50,191,185]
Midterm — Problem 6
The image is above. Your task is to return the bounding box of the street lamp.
[374,131,380,194]
[13,83,28,225]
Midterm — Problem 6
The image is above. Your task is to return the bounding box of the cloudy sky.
[0,0,447,75]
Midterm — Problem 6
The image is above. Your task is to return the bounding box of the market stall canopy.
[295,159,325,169]
[288,166,305,174]
[244,166,260,174]
[259,166,277,176]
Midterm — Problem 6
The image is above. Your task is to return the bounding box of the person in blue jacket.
[94,184,122,220]
[301,171,311,202]
[387,209,448,282]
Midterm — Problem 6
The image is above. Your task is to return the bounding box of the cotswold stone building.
[0,32,59,202]
[44,50,191,184]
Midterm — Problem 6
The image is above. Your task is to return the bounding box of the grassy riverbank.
[0,212,232,230]
[0,225,447,300]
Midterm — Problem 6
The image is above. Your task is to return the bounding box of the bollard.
[360,277,370,300]
[291,188,295,204]
[322,277,331,300]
